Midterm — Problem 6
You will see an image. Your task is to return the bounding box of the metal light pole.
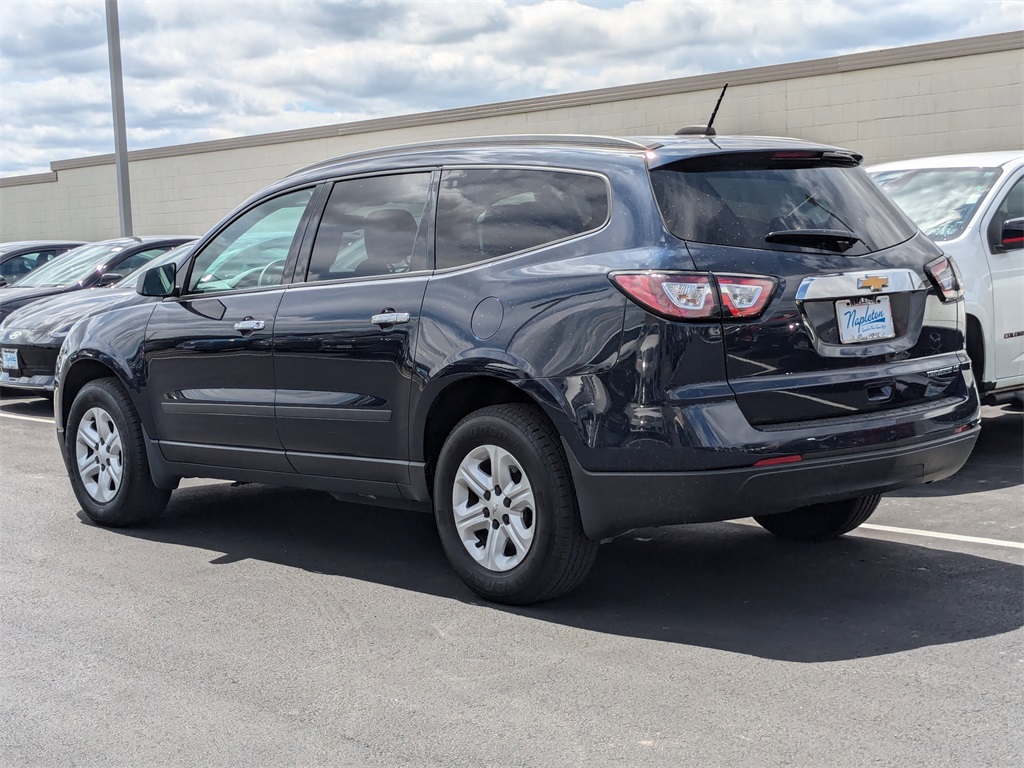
[105,0,133,236]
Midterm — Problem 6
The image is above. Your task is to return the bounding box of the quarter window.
[306,173,432,281]
[188,188,314,293]
[435,169,609,270]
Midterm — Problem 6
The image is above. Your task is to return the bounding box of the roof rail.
[288,134,660,177]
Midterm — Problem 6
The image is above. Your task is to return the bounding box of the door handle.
[233,319,266,332]
[370,312,411,327]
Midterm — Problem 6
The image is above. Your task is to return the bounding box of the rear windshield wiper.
[764,229,861,253]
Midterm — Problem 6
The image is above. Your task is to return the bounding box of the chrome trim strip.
[796,269,924,300]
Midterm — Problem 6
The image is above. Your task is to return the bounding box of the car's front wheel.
[433,403,598,604]
[65,378,170,527]
[753,494,881,541]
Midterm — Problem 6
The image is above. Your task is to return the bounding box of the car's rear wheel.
[753,494,881,541]
[433,403,598,604]
[65,378,170,527]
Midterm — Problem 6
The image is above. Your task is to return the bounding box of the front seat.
[355,209,418,277]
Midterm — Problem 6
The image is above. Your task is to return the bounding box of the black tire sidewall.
[65,379,150,525]
[434,409,565,602]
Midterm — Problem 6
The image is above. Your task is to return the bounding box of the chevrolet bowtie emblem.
[857,275,889,292]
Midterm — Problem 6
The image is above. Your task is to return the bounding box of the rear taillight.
[924,256,964,302]
[717,276,777,318]
[610,271,776,321]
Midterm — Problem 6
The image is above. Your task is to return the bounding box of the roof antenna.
[675,83,729,136]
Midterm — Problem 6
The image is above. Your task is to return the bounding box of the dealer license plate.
[835,296,895,344]
[1,348,18,370]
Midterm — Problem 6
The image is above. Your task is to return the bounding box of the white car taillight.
[610,271,776,321]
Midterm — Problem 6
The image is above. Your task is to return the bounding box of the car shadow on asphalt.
[88,480,1023,664]
[891,406,1022,498]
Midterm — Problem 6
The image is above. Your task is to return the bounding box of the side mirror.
[0,276,7,288]
[138,263,178,297]
[997,217,1024,251]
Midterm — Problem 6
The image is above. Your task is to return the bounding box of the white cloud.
[0,0,1020,176]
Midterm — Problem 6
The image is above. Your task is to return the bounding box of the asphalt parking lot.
[1,392,1021,767]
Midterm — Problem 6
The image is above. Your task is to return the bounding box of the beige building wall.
[1,32,1021,241]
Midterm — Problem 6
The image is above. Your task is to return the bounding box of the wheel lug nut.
[494,486,502,496]
[491,519,500,529]
[502,514,510,524]
[503,498,511,508]
[483,510,490,518]
[483,491,491,501]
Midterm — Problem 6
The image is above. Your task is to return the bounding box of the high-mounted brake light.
[924,256,964,302]
[610,272,776,321]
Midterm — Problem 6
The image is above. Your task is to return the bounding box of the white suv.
[870,152,1024,405]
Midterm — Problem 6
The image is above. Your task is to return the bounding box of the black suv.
[54,135,980,604]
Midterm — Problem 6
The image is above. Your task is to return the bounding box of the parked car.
[54,134,979,604]
[0,243,195,394]
[869,152,1023,405]
[0,240,87,286]
[0,236,195,326]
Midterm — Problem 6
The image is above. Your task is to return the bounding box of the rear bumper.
[565,427,979,539]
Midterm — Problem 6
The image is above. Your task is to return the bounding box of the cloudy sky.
[0,0,1021,177]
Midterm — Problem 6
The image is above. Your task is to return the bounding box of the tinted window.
[306,173,431,281]
[652,154,917,255]
[435,169,609,270]
[987,176,1024,250]
[0,250,56,283]
[188,188,313,293]
[870,167,1002,241]
[112,246,172,276]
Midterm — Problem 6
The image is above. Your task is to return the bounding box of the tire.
[433,403,599,605]
[753,494,881,541]
[65,378,170,527]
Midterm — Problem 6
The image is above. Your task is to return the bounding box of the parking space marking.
[0,412,54,424]
[859,523,1024,550]
[730,518,1023,550]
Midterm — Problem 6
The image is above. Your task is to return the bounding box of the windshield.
[651,153,917,255]
[12,242,129,287]
[869,167,1002,241]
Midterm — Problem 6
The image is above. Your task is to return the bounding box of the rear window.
[651,153,917,255]
[435,168,609,270]
[869,167,1001,241]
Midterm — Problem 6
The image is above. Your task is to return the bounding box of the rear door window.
[435,168,609,270]
[651,153,917,255]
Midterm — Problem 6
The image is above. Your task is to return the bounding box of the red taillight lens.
[717,276,777,318]
[611,272,718,319]
[610,272,776,321]
[925,256,964,302]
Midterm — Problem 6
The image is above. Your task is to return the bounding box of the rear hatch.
[649,149,969,426]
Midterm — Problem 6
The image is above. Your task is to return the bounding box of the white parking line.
[858,523,1024,550]
[0,412,53,424]
[730,518,1023,550]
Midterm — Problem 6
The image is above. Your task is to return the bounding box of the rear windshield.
[650,153,917,255]
[869,167,1001,241]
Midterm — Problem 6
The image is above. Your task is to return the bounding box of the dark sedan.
[0,236,195,326]
[0,240,87,286]
[0,243,196,393]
